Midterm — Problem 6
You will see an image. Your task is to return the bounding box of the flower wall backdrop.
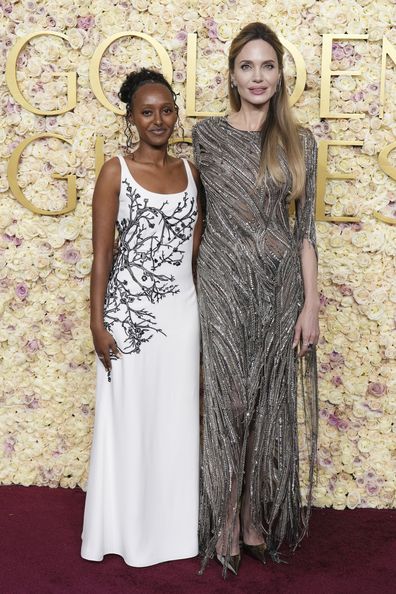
[0,0,395,507]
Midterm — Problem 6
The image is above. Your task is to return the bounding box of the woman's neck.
[132,144,169,166]
[228,101,269,131]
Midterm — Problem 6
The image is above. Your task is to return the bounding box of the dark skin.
[90,82,203,371]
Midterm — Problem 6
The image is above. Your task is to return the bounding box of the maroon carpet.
[1,486,395,594]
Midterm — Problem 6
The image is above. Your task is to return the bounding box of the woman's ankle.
[242,528,265,546]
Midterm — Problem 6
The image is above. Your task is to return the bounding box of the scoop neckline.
[121,156,191,197]
[224,116,261,133]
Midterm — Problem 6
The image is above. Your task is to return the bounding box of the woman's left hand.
[292,302,320,358]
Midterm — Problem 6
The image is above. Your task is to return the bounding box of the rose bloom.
[346,490,361,509]
[332,492,347,510]
[313,485,333,507]
[366,382,387,397]
[384,346,396,359]
[26,339,40,353]
[63,247,81,264]
[357,437,372,453]
[353,287,370,305]
[58,218,81,241]
[217,22,234,42]
[381,487,395,504]
[67,29,85,50]
[15,283,29,300]
[77,15,95,30]
[75,258,92,277]
[132,0,149,10]
[364,304,385,321]
[366,482,380,496]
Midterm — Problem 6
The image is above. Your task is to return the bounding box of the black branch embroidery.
[104,178,196,354]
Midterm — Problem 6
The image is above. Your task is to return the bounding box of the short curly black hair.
[118,68,178,151]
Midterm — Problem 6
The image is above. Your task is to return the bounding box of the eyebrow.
[238,59,276,64]
[139,102,174,107]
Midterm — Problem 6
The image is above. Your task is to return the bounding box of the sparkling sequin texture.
[193,117,319,569]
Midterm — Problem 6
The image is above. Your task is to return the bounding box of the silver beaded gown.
[192,116,318,568]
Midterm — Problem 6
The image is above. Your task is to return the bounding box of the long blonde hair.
[229,22,305,201]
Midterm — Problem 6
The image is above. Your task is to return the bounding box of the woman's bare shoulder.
[99,156,121,175]
[96,156,122,186]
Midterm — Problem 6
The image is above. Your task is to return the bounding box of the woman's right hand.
[91,326,120,370]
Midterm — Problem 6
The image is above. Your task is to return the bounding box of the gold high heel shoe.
[243,542,267,565]
[216,552,241,576]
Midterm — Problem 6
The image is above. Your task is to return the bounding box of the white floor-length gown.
[81,156,199,567]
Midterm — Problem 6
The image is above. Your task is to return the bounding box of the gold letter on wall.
[316,140,362,222]
[378,141,396,182]
[320,34,367,119]
[5,32,77,116]
[90,32,172,115]
[375,141,396,225]
[7,134,77,216]
[278,34,307,107]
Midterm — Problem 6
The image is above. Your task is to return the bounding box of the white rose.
[59,218,81,241]
[67,29,85,50]
[75,258,92,277]
[346,490,361,509]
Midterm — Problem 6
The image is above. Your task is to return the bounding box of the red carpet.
[0,486,395,594]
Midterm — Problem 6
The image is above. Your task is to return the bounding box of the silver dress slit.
[192,116,319,569]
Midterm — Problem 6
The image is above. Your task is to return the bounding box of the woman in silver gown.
[193,22,319,575]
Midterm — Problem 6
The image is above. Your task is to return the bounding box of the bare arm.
[293,239,320,357]
[293,131,320,357]
[300,240,319,307]
[90,157,121,369]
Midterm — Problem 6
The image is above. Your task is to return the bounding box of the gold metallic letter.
[90,32,172,115]
[5,32,77,116]
[316,140,362,222]
[379,37,396,119]
[320,34,367,119]
[378,140,396,182]
[278,35,307,107]
[7,134,77,216]
[375,141,396,225]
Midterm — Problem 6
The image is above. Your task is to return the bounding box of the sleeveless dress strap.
[117,155,129,177]
[181,158,197,193]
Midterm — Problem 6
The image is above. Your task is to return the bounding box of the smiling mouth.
[150,128,167,134]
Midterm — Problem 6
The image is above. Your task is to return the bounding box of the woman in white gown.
[81,69,202,567]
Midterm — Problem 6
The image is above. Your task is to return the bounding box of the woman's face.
[130,83,177,147]
[231,39,280,108]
